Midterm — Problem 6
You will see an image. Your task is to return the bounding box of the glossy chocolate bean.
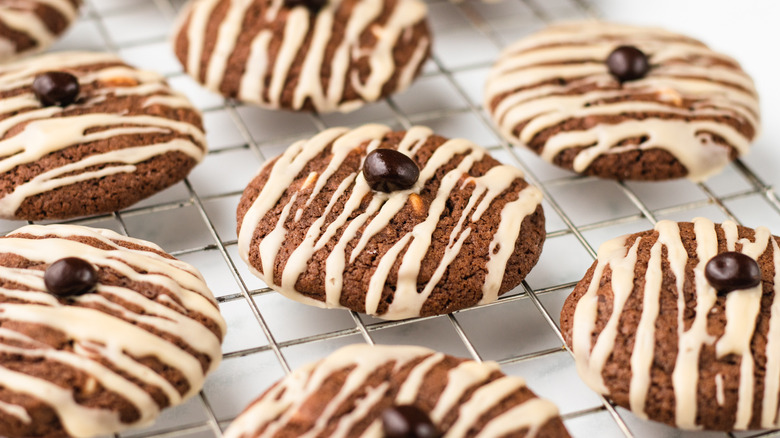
[284,0,327,12]
[32,71,81,107]
[44,257,98,297]
[705,251,761,294]
[363,149,420,193]
[607,45,650,82]
[382,405,440,438]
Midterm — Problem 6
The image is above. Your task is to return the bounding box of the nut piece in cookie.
[236,124,545,320]
[561,217,780,430]
[485,21,760,181]
[223,344,570,438]
[172,0,432,113]
[0,224,226,438]
[0,51,207,220]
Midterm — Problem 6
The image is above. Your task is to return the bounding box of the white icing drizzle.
[672,219,720,429]
[485,21,760,182]
[0,224,225,437]
[177,0,429,113]
[395,352,445,404]
[715,374,725,406]
[184,0,220,79]
[237,124,543,320]
[447,375,551,438]
[570,217,780,430]
[222,344,561,438]
[205,0,255,90]
[0,364,128,437]
[762,237,780,426]
[0,0,79,59]
[715,221,767,429]
[329,382,389,437]
[0,399,30,425]
[0,326,163,426]
[627,222,663,417]
[431,360,498,423]
[0,51,206,219]
[474,398,559,438]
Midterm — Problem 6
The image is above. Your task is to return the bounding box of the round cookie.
[0,0,81,60]
[236,124,545,320]
[223,344,570,437]
[0,224,226,438]
[485,21,760,181]
[172,0,431,113]
[0,51,207,220]
[560,218,780,431]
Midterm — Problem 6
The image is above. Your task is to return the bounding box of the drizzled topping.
[174,0,430,113]
[222,344,563,438]
[485,21,760,182]
[705,251,761,294]
[0,0,81,60]
[32,71,81,107]
[607,45,650,82]
[237,124,544,320]
[44,257,97,297]
[568,218,780,430]
[0,51,207,220]
[363,149,420,192]
[0,224,226,437]
[382,405,441,438]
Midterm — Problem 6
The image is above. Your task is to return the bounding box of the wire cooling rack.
[8,0,779,436]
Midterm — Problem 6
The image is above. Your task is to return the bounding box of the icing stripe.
[486,21,760,182]
[175,0,430,113]
[0,0,80,59]
[237,124,544,320]
[627,224,663,417]
[0,224,226,437]
[672,218,719,429]
[570,218,780,430]
[0,51,206,219]
[222,344,562,438]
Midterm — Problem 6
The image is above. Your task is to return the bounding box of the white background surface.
[17,0,780,437]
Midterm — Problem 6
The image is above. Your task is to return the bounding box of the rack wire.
[18,0,780,436]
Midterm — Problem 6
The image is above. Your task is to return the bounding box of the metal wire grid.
[17,0,776,436]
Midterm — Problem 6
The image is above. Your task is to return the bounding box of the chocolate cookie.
[0,224,226,438]
[485,21,760,181]
[224,344,570,438]
[0,51,207,220]
[236,124,545,320]
[0,0,81,60]
[560,218,780,431]
[172,0,431,113]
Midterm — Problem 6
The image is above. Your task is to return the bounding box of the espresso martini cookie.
[172,0,431,113]
[561,218,780,431]
[237,124,545,320]
[0,0,81,61]
[485,21,760,181]
[224,344,570,438]
[0,224,226,438]
[0,51,207,220]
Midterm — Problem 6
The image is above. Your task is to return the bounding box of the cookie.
[223,344,570,438]
[560,218,780,430]
[0,0,81,60]
[0,224,226,437]
[0,51,207,220]
[236,124,545,320]
[172,0,431,113]
[485,21,760,181]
